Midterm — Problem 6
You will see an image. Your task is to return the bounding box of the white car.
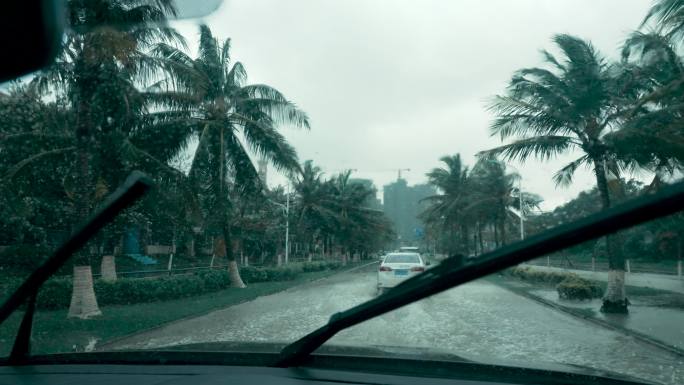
[377,252,426,293]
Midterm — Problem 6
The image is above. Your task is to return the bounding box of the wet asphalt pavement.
[108,266,683,385]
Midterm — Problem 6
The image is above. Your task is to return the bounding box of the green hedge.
[505,266,604,301]
[301,260,343,272]
[31,272,233,310]
[5,262,347,310]
[239,261,343,283]
[556,277,603,300]
[0,245,50,274]
[505,266,575,285]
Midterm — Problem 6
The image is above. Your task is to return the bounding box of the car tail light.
[379,266,392,272]
[411,266,425,272]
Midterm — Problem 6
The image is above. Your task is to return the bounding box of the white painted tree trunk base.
[228,260,246,288]
[68,266,102,319]
[601,269,629,313]
[100,255,117,282]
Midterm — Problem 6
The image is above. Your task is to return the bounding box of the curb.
[97,261,378,350]
[494,279,684,358]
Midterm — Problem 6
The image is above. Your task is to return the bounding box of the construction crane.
[397,168,410,180]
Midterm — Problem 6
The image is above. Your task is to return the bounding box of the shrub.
[302,261,325,272]
[266,264,302,281]
[241,264,312,283]
[8,261,334,310]
[556,277,603,300]
[0,245,50,275]
[36,278,72,310]
[240,266,268,283]
[506,267,575,285]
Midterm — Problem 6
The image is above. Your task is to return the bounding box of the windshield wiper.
[276,181,684,367]
[0,171,152,363]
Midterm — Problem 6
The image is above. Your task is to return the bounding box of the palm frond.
[487,95,573,138]
[2,146,76,183]
[478,135,579,163]
[642,0,684,38]
[224,134,262,194]
[552,155,591,187]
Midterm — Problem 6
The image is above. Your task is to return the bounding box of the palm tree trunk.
[68,265,101,318]
[68,100,101,319]
[218,223,247,289]
[493,222,499,247]
[594,160,628,313]
[478,222,484,254]
[100,255,117,282]
[460,225,469,255]
[222,224,246,288]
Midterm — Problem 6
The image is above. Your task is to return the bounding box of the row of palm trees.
[0,0,330,318]
[421,155,541,256]
[472,0,683,313]
[290,161,394,261]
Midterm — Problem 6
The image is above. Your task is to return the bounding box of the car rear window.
[385,254,421,264]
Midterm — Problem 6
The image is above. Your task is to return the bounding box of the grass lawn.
[0,268,349,356]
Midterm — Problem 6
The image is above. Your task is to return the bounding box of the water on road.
[109,268,683,385]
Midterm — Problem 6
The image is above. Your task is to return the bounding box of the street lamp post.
[518,177,524,240]
[285,184,290,265]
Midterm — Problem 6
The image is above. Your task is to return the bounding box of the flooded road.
[108,267,683,384]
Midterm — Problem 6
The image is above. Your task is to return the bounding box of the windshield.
[1,0,684,384]
[384,254,421,264]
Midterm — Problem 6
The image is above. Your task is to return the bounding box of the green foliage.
[36,278,72,310]
[20,262,346,310]
[32,274,227,310]
[422,155,542,254]
[240,264,302,283]
[0,245,50,275]
[556,277,603,300]
[241,261,343,279]
[301,260,342,272]
[506,266,573,285]
[506,266,603,300]
[290,160,395,257]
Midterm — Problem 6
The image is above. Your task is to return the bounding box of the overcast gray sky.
[174,0,653,209]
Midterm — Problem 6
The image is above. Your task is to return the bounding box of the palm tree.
[642,0,684,39]
[611,3,684,179]
[467,158,542,249]
[2,0,187,318]
[292,160,337,259]
[480,34,636,313]
[422,155,541,255]
[152,25,309,287]
[421,154,471,255]
[324,171,391,262]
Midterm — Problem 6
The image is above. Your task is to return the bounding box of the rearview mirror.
[0,0,64,83]
[426,261,431,266]
[0,0,226,83]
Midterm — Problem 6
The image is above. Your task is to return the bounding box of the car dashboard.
[0,351,646,385]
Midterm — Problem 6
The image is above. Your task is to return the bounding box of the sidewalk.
[520,264,684,294]
[512,265,684,353]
